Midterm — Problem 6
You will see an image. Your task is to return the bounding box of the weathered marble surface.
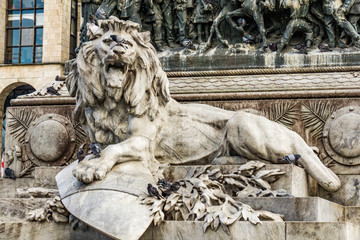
[319,175,360,206]
[237,197,344,222]
[56,161,156,240]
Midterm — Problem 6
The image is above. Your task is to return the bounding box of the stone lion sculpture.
[66,16,341,192]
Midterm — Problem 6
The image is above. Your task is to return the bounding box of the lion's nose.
[112,46,125,55]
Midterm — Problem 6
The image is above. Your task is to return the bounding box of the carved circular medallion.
[323,106,360,165]
[25,114,76,166]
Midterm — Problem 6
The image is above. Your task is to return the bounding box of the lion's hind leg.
[226,111,341,192]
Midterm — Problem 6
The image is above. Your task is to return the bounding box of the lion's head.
[66,17,170,145]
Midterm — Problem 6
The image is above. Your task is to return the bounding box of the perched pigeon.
[269,42,277,52]
[147,183,161,199]
[95,8,109,20]
[170,182,181,192]
[47,86,60,96]
[279,154,301,165]
[110,35,126,45]
[90,142,101,158]
[5,168,16,180]
[294,43,308,54]
[318,43,332,52]
[237,18,247,27]
[77,148,86,163]
[181,38,195,50]
[242,34,256,44]
[158,179,171,188]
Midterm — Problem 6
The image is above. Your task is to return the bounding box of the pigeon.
[269,42,277,52]
[158,179,171,188]
[147,183,161,199]
[294,43,308,54]
[237,18,247,27]
[77,148,86,163]
[5,168,16,180]
[318,43,332,52]
[110,35,126,45]
[279,154,301,165]
[181,38,195,50]
[95,8,109,20]
[90,142,101,158]
[47,86,60,96]
[242,34,256,44]
[170,182,181,192]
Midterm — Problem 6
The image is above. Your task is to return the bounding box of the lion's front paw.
[72,158,111,184]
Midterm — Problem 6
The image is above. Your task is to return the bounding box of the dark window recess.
[5,0,44,64]
[69,0,78,60]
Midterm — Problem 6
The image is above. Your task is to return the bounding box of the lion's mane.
[66,17,170,145]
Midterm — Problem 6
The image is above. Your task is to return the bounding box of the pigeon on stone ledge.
[47,86,60,96]
[5,168,16,180]
[279,154,301,165]
[318,43,332,52]
[77,148,86,163]
[242,34,256,44]
[269,42,277,52]
[294,43,308,54]
[147,183,161,199]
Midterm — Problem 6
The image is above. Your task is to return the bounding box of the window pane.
[22,10,34,27]
[6,47,20,64]
[7,29,20,46]
[35,9,44,26]
[35,46,42,63]
[71,0,77,14]
[8,0,21,9]
[21,47,33,63]
[35,28,43,45]
[36,0,44,8]
[7,10,20,27]
[71,18,77,36]
[21,28,34,45]
[22,0,35,8]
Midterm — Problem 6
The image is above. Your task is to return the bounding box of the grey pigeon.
[294,43,308,54]
[318,43,332,52]
[237,18,246,27]
[242,34,256,44]
[90,142,101,158]
[269,42,277,52]
[147,183,161,199]
[77,148,86,163]
[181,38,195,50]
[5,168,16,180]
[279,154,301,165]
[47,86,60,95]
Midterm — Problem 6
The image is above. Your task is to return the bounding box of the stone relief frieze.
[79,0,360,54]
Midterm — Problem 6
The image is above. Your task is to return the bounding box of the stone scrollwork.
[323,106,360,166]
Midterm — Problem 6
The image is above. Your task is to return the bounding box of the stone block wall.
[43,0,72,63]
[0,0,6,64]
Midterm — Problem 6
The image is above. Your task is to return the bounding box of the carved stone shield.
[56,161,156,240]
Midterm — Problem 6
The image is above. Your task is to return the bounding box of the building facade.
[0,0,81,153]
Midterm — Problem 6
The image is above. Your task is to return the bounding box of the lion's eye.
[103,38,113,45]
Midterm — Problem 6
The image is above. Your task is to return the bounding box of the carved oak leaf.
[301,102,337,141]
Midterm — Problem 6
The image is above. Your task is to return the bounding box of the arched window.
[5,0,44,64]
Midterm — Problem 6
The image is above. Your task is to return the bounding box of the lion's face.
[67,17,171,144]
[91,31,138,89]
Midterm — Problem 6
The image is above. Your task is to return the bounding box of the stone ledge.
[237,197,344,222]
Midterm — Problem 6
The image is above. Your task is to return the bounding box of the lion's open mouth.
[104,60,128,88]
